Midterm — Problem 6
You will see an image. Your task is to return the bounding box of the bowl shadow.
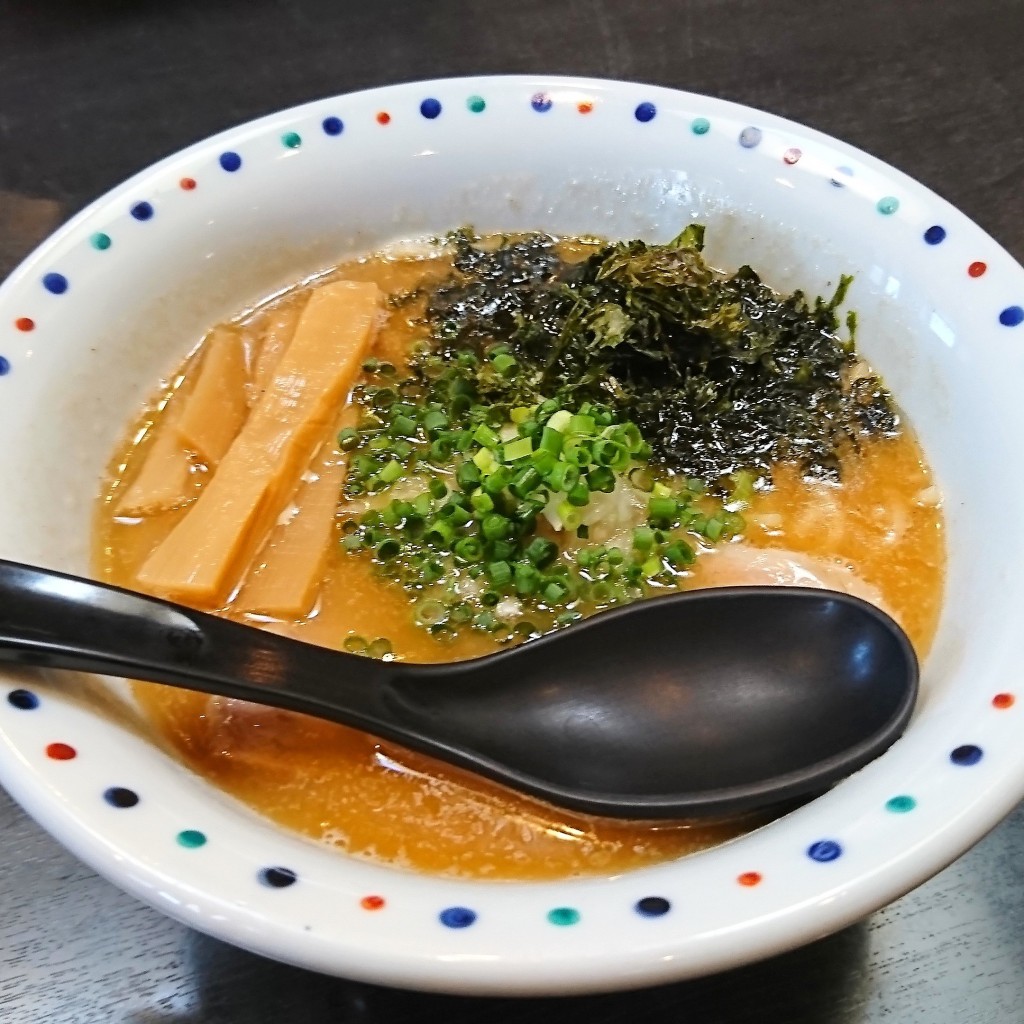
[126,921,870,1022]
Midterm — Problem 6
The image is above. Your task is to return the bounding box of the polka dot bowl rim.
[2,75,1024,995]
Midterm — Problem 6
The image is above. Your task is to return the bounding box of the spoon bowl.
[0,559,917,818]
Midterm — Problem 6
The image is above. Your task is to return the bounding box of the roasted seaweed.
[425,226,899,485]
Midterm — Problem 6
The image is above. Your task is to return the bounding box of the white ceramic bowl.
[2,76,1024,996]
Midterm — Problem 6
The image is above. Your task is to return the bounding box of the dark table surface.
[3,1,1024,1020]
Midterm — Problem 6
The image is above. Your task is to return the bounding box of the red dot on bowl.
[783,148,802,165]
[14,317,35,332]
[360,894,386,911]
[993,692,1015,709]
[968,261,987,278]
[46,742,77,761]
[578,101,594,114]
[376,112,391,126]
[737,871,762,887]
[179,177,197,191]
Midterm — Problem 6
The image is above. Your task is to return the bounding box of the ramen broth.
[94,238,945,880]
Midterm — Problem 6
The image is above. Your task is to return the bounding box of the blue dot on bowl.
[259,866,297,888]
[439,906,477,928]
[999,305,1024,327]
[7,688,39,710]
[219,151,242,172]
[739,126,762,149]
[104,786,140,808]
[830,166,853,187]
[950,744,983,766]
[322,116,344,136]
[42,272,68,295]
[420,98,442,119]
[634,101,657,123]
[130,201,154,221]
[531,93,553,113]
[635,896,671,917]
[0,355,10,377]
[807,839,842,862]
[923,225,947,245]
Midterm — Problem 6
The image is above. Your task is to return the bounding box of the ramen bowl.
[1,76,1023,995]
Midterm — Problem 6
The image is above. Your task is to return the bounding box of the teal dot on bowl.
[467,95,486,114]
[547,906,580,926]
[691,117,710,135]
[282,131,302,149]
[90,232,112,251]
[885,795,916,813]
[877,196,900,215]
[176,829,207,848]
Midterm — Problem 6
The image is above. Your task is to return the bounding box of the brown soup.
[94,239,945,880]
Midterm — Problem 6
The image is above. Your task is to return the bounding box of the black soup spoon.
[0,559,918,819]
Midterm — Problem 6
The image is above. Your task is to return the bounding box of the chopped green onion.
[388,414,417,438]
[425,519,456,547]
[453,536,483,562]
[488,538,517,561]
[632,526,655,552]
[556,500,583,531]
[525,537,558,568]
[414,599,449,627]
[628,466,655,492]
[566,480,591,507]
[470,490,494,513]
[337,426,360,451]
[587,466,616,493]
[539,426,565,455]
[664,541,695,568]
[503,436,533,461]
[472,447,499,475]
[366,637,393,659]
[473,423,501,448]
[422,409,449,435]
[482,514,511,541]
[547,409,572,433]
[568,413,596,436]
[375,538,401,560]
[492,353,517,376]
[482,465,513,495]
[648,495,679,524]
[486,560,513,586]
[642,556,663,578]
[343,634,367,654]
[378,459,404,485]
[544,461,579,493]
[543,579,571,604]
[411,492,433,517]
[509,466,541,499]
[514,563,542,595]
[457,461,482,489]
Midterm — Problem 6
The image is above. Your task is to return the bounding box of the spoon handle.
[0,560,400,729]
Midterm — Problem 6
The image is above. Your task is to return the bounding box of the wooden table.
[3,1,1024,1019]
